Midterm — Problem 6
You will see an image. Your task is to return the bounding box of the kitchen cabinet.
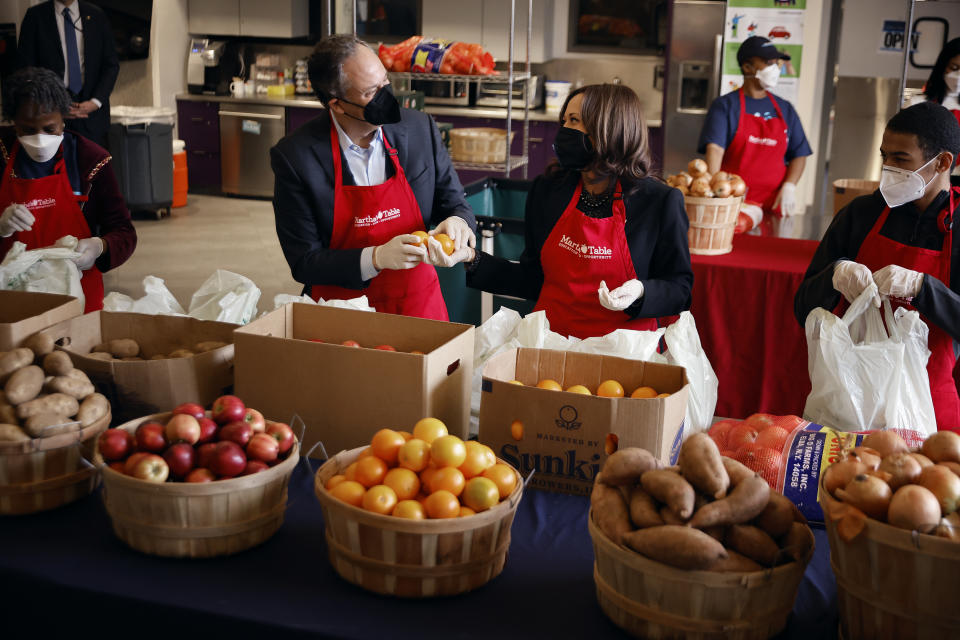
[188,0,308,38]
[188,0,240,35]
[176,99,222,191]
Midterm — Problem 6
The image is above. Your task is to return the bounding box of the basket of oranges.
[314,417,524,597]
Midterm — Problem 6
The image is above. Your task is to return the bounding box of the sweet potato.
[629,486,664,529]
[591,481,632,545]
[679,433,730,499]
[701,525,726,542]
[602,447,660,486]
[86,352,114,361]
[45,376,95,400]
[42,351,73,376]
[660,505,689,525]
[24,413,78,438]
[707,550,763,573]
[16,393,79,420]
[779,522,813,563]
[0,423,29,442]
[5,365,44,404]
[0,348,34,383]
[726,524,779,567]
[642,469,695,519]
[755,492,795,538]
[194,341,229,353]
[108,338,140,358]
[76,393,108,427]
[690,475,770,528]
[722,456,755,487]
[23,332,54,358]
[621,525,728,570]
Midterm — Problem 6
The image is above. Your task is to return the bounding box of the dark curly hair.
[2,67,71,121]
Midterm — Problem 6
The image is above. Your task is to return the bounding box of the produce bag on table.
[0,235,84,308]
[803,284,936,438]
[103,275,185,315]
[188,269,261,325]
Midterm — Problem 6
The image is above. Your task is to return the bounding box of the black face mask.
[553,127,595,170]
[336,85,401,126]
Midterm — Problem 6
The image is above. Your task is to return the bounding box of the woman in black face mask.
[442,84,693,339]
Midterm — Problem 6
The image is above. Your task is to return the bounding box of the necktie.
[63,7,82,94]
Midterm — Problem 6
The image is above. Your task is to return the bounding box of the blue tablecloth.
[0,459,838,637]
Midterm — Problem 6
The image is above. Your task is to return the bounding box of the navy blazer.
[271,108,475,290]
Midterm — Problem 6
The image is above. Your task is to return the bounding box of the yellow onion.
[921,431,960,464]
[825,457,868,494]
[849,446,882,470]
[687,158,708,178]
[888,485,940,533]
[918,465,960,515]
[910,452,934,468]
[713,181,733,198]
[862,431,909,459]
[836,473,892,520]
[878,452,923,491]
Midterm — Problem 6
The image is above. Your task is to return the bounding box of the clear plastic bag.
[103,275,186,315]
[187,270,261,324]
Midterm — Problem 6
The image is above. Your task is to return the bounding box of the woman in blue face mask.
[0,67,136,312]
[795,102,960,433]
[436,83,693,340]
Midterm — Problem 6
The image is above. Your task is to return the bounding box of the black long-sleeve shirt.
[794,189,960,349]
[466,172,693,320]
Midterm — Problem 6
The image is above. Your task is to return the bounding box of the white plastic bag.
[803,285,936,436]
[663,312,719,435]
[0,236,84,307]
[187,270,261,324]
[103,275,186,315]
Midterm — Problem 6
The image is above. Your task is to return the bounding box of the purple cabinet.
[176,100,221,190]
[286,107,322,135]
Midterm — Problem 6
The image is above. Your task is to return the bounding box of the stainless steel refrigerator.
[662,0,727,177]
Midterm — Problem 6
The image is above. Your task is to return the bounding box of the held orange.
[392,499,426,519]
[510,420,524,441]
[424,490,461,518]
[410,230,429,247]
[431,435,467,468]
[354,455,388,488]
[566,384,592,395]
[329,480,365,507]
[362,484,398,515]
[597,380,625,398]
[536,379,562,391]
[384,467,421,501]
[433,233,455,255]
[429,466,466,496]
[463,477,500,512]
[482,463,518,499]
[370,428,406,465]
[413,417,448,444]
[325,474,347,490]
[630,386,657,399]
[398,438,431,472]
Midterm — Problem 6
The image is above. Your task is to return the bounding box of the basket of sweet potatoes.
[589,433,815,640]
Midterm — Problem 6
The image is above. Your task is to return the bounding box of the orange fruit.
[354,455,388,488]
[431,435,467,468]
[459,440,494,478]
[630,386,657,399]
[325,474,347,490]
[392,499,426,519]
[419,466,438,492]
[510,420,524,441]
[398,438,431,472]
[508,380,524,385]
[413,417,448,444]
[357,447,375,459]
[370,428,405,466]
[343,461,359,482]
[329,480,365,507]
[462,476,500,512]
[605,433,619,455]
[482,464,518,499]
[480,444,497,468]
[536,379,562,391]
[433,232,455,255]
[429,466,465,496]
[383,467,421,501]
[459,506,476,517]
[415,492,430,507]
[362,484,398,515]
[657,393,671,398]
[398,430,414,441]
[410,230,429,247]
[424,490,460,518]
[597,380,625,398]
[566,384,591,394]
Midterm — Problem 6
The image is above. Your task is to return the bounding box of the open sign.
[880,20,919,53]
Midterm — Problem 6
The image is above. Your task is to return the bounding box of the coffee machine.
[187,39,243,95]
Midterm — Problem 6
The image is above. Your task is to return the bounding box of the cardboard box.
[479,348,690,496]
[234,304,475,456]
[833,179,879,215]
[40,312,236,422]
[0,291,83,351]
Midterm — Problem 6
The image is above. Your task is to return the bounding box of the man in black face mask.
[270,34,476,320]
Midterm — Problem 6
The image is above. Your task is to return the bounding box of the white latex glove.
[430,215,475,251]
[873,264,925,299]
[775,182,798,217]
[373,234,426,270]
[0,203,35,237]
[598,279,644,311]
[425,236,473,268]
[832,260,880,307]
[73,237,104,271]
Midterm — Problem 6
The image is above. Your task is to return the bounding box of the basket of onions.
[666,159,745,256]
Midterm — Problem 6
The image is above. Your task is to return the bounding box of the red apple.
[172,402,205,421]
[246,433,279,463]
[99,428,135,461]
[242,408,266,433]
[165,414,201,445]
[341,340,360,348]
[163,443,197,479]
[130,454,169,483]
[134,421,167,453]
[124,452,151,475]
[210,441,246,477]
[220,421,253,447]
[374,344,396,351]
[196,442,219,469]
[197,417,218,444]
[241,460,269,475]
[212,395,246,425]
[265,422,295,455]
[185,468,216,483]
[108,461,127,474]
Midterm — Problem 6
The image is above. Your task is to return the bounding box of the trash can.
[108,106,176,217]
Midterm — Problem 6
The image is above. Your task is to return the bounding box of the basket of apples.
[94,394,299,558]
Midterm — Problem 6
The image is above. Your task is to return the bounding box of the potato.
[0,423,30,442]
[92,342,111,353]
[679,433,730,499]
[726,524,780,567]
[591,480,633,545]
[5,365,44,404]
[641,469,696,519]
[16,393,79,420]
[66,368,90,383]
[23,332,55,358]
[690,475,770,528]
[629,486,665,529]
[46,376,95,400]
[24,413,78,438]
[602,447,661,485]
[707,550,763,573]
[0,348,34,383]
[76,393,109,427]
[108,338,140,358]
[754,491,795,538]
[42,351,74,376]
[622,525,728,570]
[194,341,229,353]
[779,522,813,563]
[168,349,195,359]
[0,404,18,425]
[86,352,114,361]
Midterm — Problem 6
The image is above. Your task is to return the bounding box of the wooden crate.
[685,195,742,256]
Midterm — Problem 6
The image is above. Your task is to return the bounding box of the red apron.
[0,143,103,313]
[533,181,657,339]
[310,121,448,321]
[855,188,960,433]
[721,90,789,236]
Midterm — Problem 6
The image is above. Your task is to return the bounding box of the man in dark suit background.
[16,0,119,148]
